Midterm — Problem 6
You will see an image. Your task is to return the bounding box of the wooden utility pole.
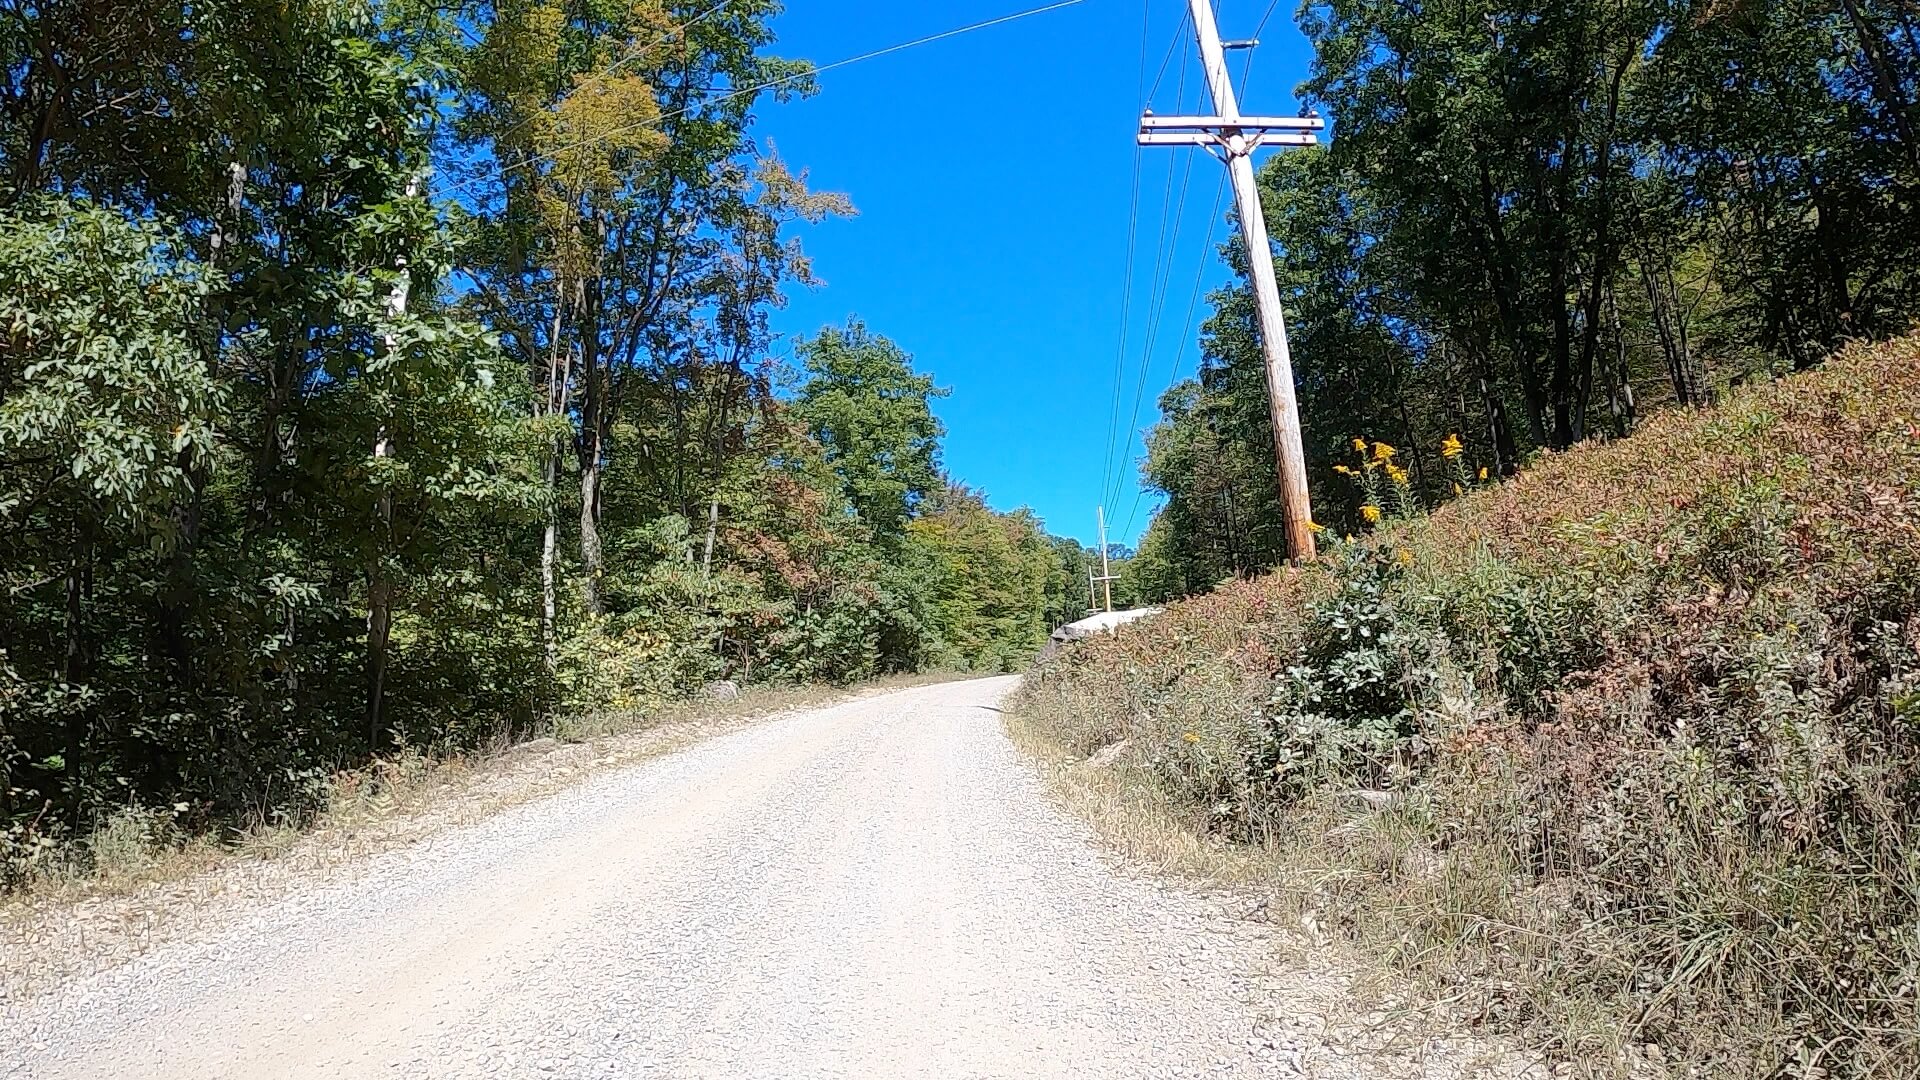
[1094,505,1119,613]
[1139,0,1323,562]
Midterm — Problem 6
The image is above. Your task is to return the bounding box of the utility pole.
[1139,0,1323,562]
[1094,505,1119,613]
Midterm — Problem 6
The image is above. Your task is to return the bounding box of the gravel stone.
[0,678,1517,1079]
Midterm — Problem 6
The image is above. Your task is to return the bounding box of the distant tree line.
[1127,0,1920,598]
[0,0,1096,864]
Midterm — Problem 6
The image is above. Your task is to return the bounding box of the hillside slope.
[1012,334,1920,1076]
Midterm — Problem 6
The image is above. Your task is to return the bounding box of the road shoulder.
[1000,692,1545,1079]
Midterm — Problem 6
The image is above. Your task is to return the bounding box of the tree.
[792,320,948,541]
[1129,0,1920,599]
[456,0,836,617]
[0,0,1098,873]
[908,487,1057,671]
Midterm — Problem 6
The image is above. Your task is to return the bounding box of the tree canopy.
[1128,0,1920,597]
[0,0,1098,878]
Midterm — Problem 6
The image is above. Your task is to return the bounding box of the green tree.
[909,487,1060,671]
[1131,0,1920,598]
[792,320,948,540]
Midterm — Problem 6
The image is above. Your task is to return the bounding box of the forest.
[1126,0,1920,600]
[0,0,1101,864]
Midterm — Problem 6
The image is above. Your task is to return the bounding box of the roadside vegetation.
[1067,4,1920,1067]
[0,2,1101,886]
[11,673,947,905]
[1015,333,1920,1075]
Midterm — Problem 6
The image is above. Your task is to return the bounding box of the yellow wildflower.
[1385,463,1409,486]
[1453,482,1464,497]
[1308,520,1327,533]
[1360,505,1383,524]
[1371,441,1397,463]
[1333,464,1354,476]
[1440,433,1464,459]
[1478,466,1490,481]
[1352,438,1368,452]
[1182,731,1200,744]
[1395,548,1414,567]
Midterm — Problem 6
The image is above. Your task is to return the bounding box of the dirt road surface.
[2,677,1462,1079]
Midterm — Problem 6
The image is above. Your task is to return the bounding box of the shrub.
[1011,334,1920,1075]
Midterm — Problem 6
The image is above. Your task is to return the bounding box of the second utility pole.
[1095,505,1117,613]
[1139,0,1322,562]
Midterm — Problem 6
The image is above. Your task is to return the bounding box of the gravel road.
[1,677,1440,1080]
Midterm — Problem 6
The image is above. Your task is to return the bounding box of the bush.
[1011,334,1920,1075]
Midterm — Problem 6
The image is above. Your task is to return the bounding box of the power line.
[1101,0,1157,515]
[1106,46,1195,514]
[588,0,737,86]
[1251,0,1284,41]
[1145,8,1190,106]
[1108,144,1194,513]
[1105,151,1183,512]
[444,0,1087,203]
[1119,170,1229,544]
[1243,0,1283,98]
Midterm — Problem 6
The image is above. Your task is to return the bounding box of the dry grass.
[1009,335,1920,1079]
[1001,705,1279,886]
[1005,679,1561,1079]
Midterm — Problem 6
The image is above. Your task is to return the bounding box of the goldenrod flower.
[1440,433,1464,459]
[1478,466,1490,481]
[1352,438,1368,452]
[1361,505,1383,524]
[1371,441,1397,463]
[1308,521,1327,533]
[1385,463,1409,486]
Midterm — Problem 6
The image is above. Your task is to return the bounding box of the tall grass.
[1011,335,1920,1076]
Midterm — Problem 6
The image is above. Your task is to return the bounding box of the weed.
[1011,334,1920,1077]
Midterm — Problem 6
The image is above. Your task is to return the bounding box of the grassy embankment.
[1011,335,1920,1076]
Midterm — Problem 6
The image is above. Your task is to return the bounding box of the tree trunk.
[159,162,246,686]
[701,494,721,581]
[367,176,418,743]
[63,551,85,685]
[1811,187,1857,352]
[1605,283,1637,437]
[541,454,560,674]
[538,295,569,673]
[1838,0,1919,173]
[1475,158,1549,450]
[1548,233,1579,449]
[365,576,394,744]
[579,438,606,616]
[574,267,608,617]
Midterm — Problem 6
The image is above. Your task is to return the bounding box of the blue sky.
[752,0,1316,548]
